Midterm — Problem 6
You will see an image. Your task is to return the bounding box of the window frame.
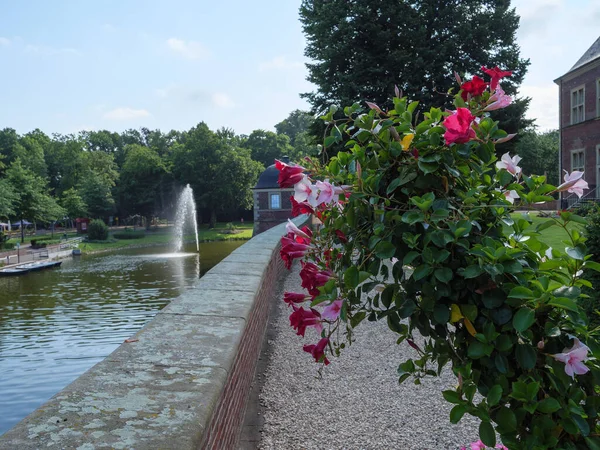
[596,78,600,118]
[571,148,585,173]
[269,192,281,210]
[571,85,585,125]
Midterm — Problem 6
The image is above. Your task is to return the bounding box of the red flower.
[291,196,315,217]
[334,229,348,243]
[275,159,306,188]
[443,108,476,145]
[283,291,309,306]
[280,236,310,269]
[460,75,488,101]
[289,306,322,337]
[481,66,512,91]
[303,337,330,365]
[300,261,333,297]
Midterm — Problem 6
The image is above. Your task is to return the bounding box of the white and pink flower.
[553,337,590,378]
[294,175,318,206]
[556,170,589,198]
[496,152,522,177]
[484,85,512,111]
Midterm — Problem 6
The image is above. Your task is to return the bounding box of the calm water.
[0,241,245,435]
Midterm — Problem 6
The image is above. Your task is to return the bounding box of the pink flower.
[303,337,330,365]
[286,219,312,243]
[283,292,309,306]
[502,189,520,204]
[556,170,589,198]
[294,175,318,207]
[484,85,512,111]
[334,229,348,243]
[496,152,522,176]
[470,441,486,450]
[280,236,310,269]
[316,180,335,205]
[300,262,333,297]
[481,66,513,90]
[460,75,488,101]
[443,108,476,145]
[275,159,306,188]
[291,196,315,217]
[322,299,343,321]
[553,337,590,378]
[289,306,322,337]
[494,133,517,145]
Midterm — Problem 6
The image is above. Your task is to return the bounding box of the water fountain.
[173,184,200,253]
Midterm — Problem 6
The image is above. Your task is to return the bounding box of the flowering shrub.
[277,67,600,449]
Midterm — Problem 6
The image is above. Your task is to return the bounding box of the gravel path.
[257,262,480,450]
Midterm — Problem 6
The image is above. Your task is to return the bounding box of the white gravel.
[257,262,480,450]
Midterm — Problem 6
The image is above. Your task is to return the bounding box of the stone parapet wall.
[0,218,304,450]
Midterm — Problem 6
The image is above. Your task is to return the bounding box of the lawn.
[509,212,585,250]
[77,221,254,253]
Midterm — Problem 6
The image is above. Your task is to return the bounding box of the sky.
[0,0,598,136]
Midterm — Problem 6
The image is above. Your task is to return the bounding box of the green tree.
[515,129,559,186]
[5,159,64,242]
[243,129,295,167]
[299,0,532,152]
[80,172,115,219]
[120,144,167,228]
[0,178,16,218]
[172,122,262,227]
[275,110,314,145]
[60,188,88,223]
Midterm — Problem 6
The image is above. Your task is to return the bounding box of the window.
[571,86,585,124]
[597,78,600,117]
[572,149,585,173]
[270,193,281,209]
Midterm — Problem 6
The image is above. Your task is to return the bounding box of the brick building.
[252,158,294,235]
[554,36,600,208]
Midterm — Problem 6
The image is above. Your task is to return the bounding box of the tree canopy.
[299,0,532,149]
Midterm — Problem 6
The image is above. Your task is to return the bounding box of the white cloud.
[0,37,10,47]
[212,93,235,109]
[25,44,81,56]
[166,38,209,60]
[103,107,151,120]
[520,83,559,131]
[259,56,303,72]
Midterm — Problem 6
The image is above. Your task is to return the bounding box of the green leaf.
[547,297,579,313]
[495,353,509,373]
[537,397,561,413]
[403,251,420,265]
[513,307,535,332]
[450,405,467,424]
[402,210,425,225]
[386,177,403,195]
[434,267,453,283]
[479,421,496,447]
[508,286,535,299]
[358,271,372,284]
[565,245,585,260]
[459,265,483,279]
[584,260,600,272]
[495,407,517,432]
[535,219,557,232]
[430,209,449,221]
[442,390,461,404]
[573,414,590,436]
[487,385,502,406]
[468,341,489,359]
[413,264,433,281]
[418,160,439,174]
[375,240,396,259]
[516,344,537,370]
[552,286,581,299]
[344,266,359,289]
[585,437,600,450]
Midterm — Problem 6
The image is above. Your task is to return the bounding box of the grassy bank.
[78,222,253,253]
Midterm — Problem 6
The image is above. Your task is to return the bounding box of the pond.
[0,240,246,435]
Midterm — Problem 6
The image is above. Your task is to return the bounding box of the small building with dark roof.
[252,157,294,235]
[554,35,600,208]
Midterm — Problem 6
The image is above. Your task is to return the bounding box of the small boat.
[0,261,62,277]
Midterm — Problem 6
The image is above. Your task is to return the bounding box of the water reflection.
[0,240,244,435]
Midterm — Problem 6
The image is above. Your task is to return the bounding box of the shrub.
[87,219,109,241]
[226,222,237,231]
[0,242,15,250]
[277,69,600,448]
[113,230,145,240]
[573,201,599,217]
